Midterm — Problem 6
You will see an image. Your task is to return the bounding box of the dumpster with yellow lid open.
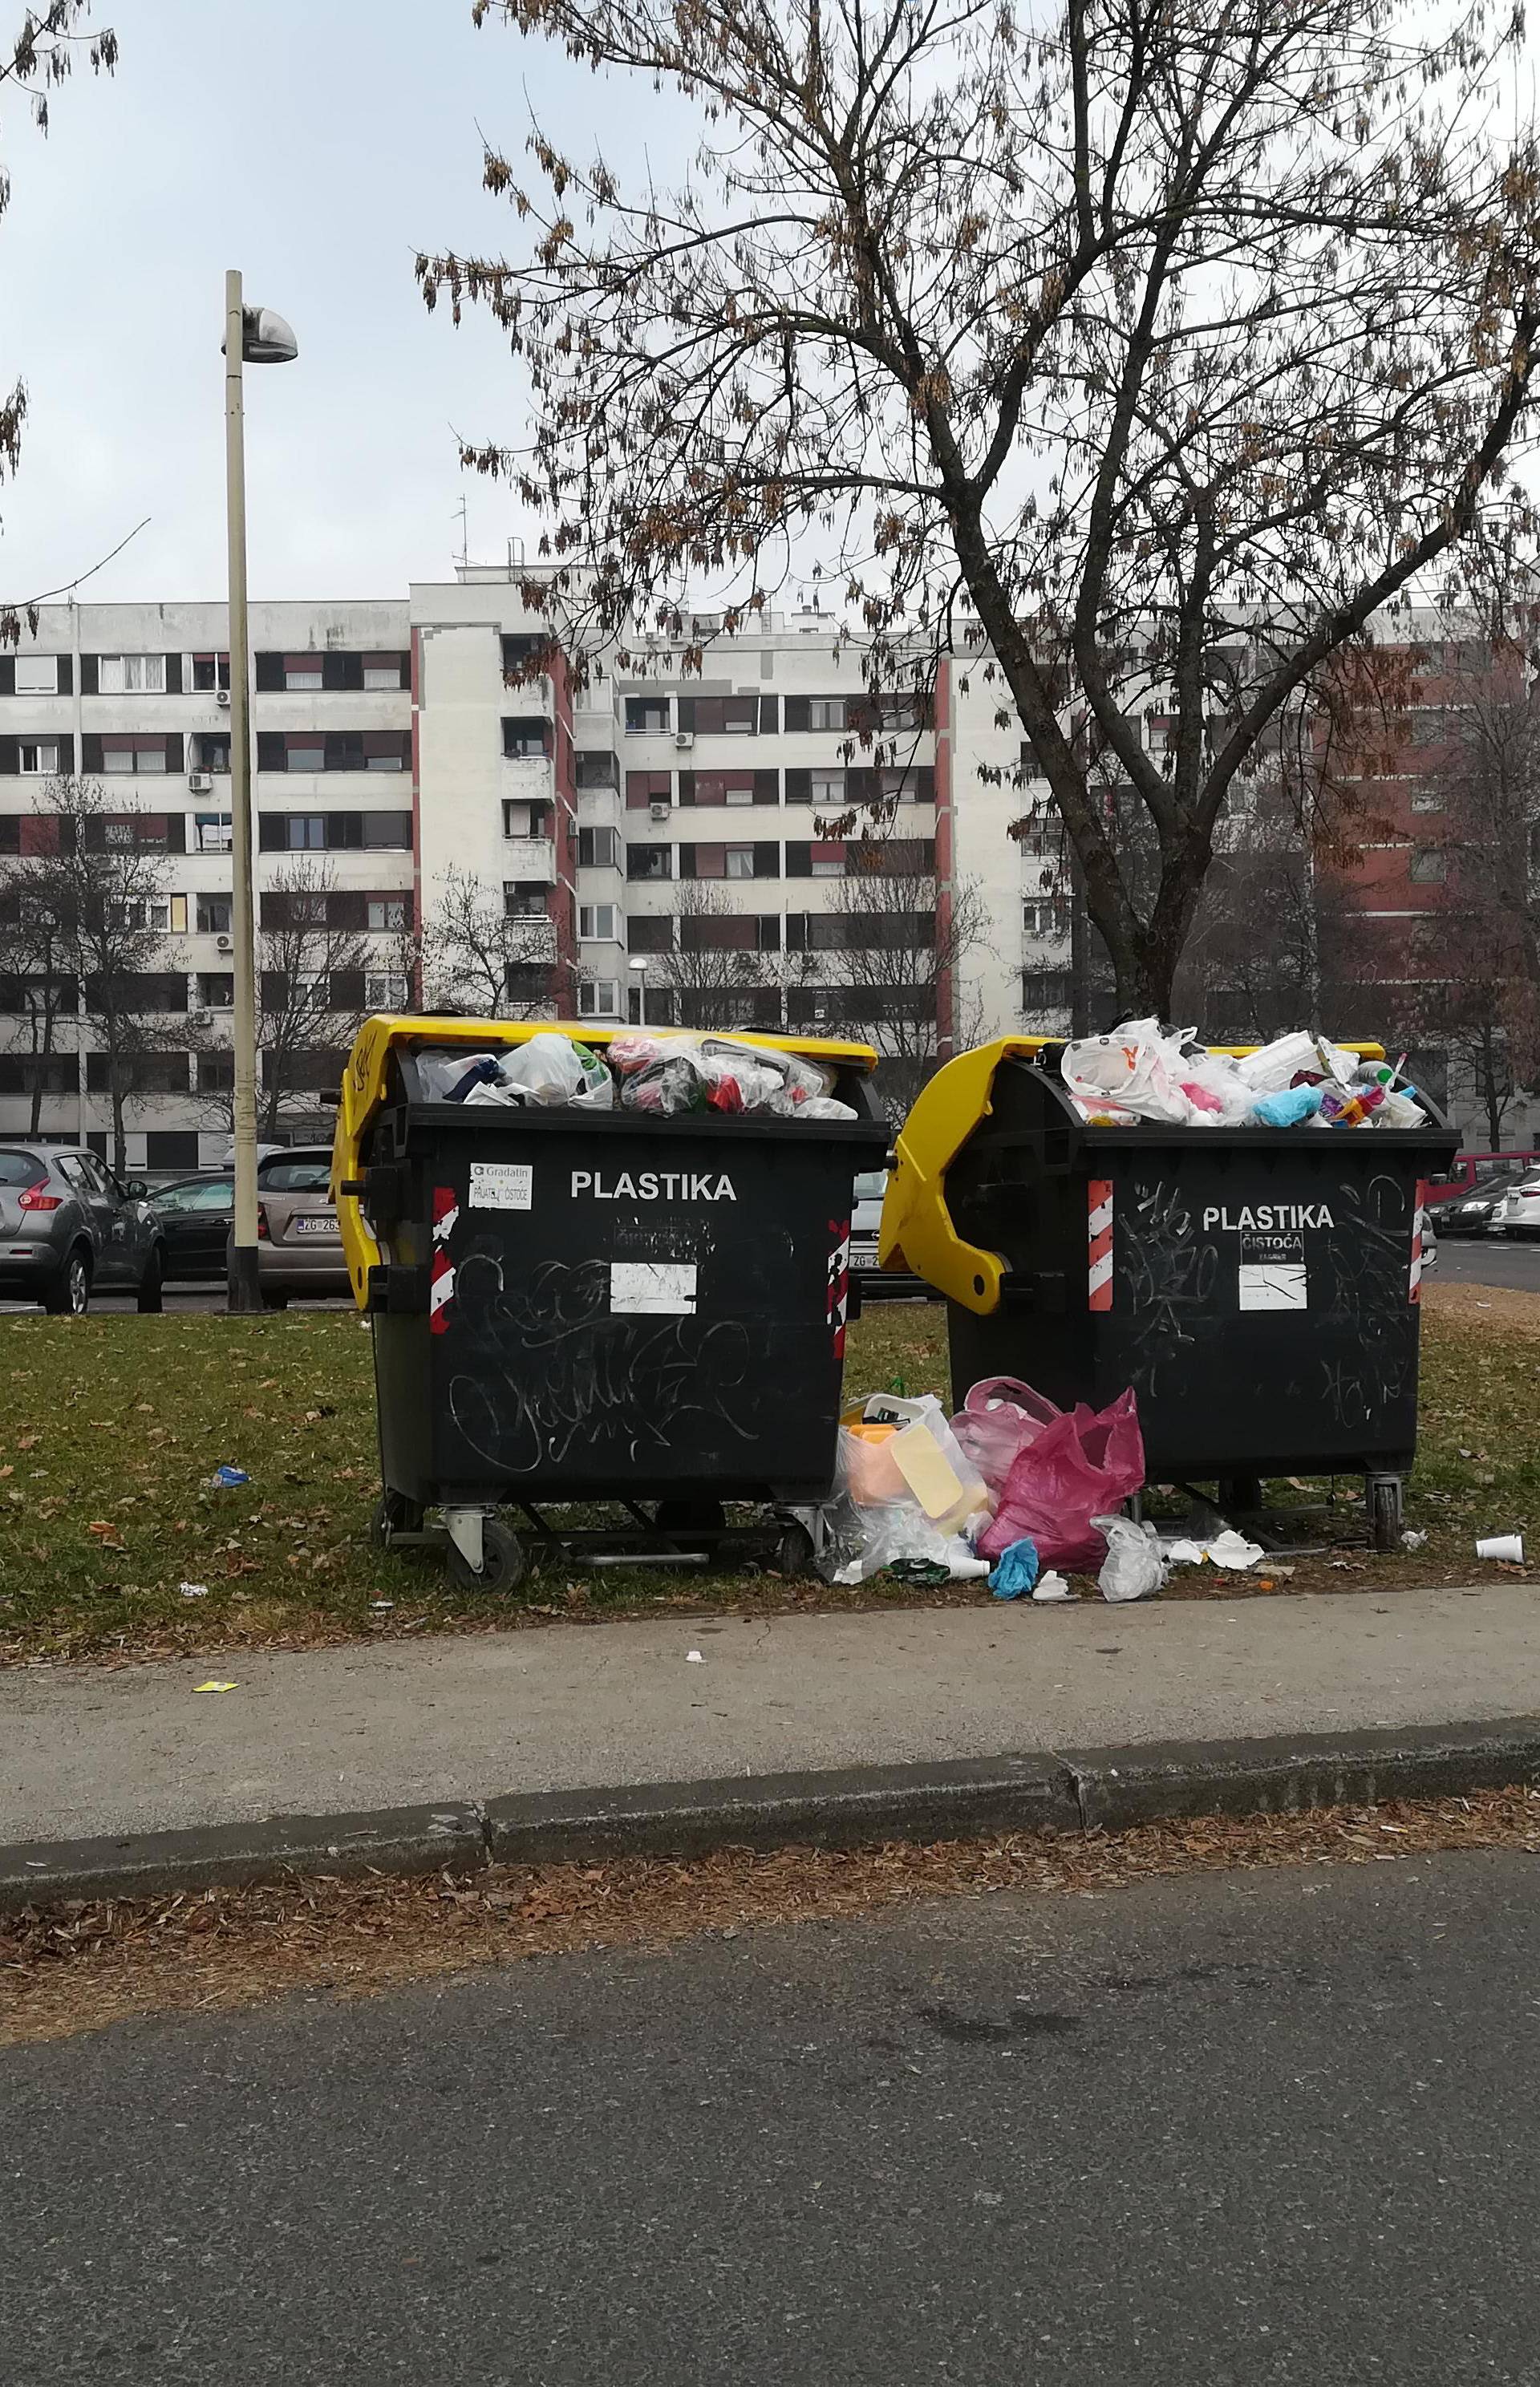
[880,1033,1458,1547]
[331,1015,887,1587]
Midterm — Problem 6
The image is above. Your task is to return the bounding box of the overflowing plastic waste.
[415,1029,858,1121]
[975,1389,1145,1572]
[1061,1019,1428,1132]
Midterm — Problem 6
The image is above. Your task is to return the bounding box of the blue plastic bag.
[988,1538,1040,1599]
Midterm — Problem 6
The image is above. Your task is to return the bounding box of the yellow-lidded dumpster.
[881,1036,1457,1546]
[333,1016,887,1587]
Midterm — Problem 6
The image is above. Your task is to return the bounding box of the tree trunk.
[110,1083,128,1177]
[1482,1027,1506,1148]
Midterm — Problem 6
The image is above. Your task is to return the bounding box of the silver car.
[0,1144,165,1315]
[252,1146,350,1308]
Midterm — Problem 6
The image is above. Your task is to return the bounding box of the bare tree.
[645,880,781,1031]
[421,864,582,1018]
[817,849,986,1116]
[424,0,1540,1017]
[2,4,122,646]
[189,861,376,1140]
[0,838,79,1132]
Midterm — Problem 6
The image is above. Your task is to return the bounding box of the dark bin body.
[362,1062,886,1508]
[942,1056,1458,1480]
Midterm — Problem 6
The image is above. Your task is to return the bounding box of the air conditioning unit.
[215,689,231,709]
[675,732,695,751]
[216,934,234,953]
[188,1008,211,1029]
[189,769,213,794]
[649,798,671,821]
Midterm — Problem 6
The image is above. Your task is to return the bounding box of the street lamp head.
[628,955,649,972]
[222,305,298,366]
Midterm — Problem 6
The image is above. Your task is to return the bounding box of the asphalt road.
[1431,1234,1540,1291]
[4,1848,1539,2384]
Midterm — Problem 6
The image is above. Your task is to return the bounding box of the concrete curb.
[5,1718,1540,1911]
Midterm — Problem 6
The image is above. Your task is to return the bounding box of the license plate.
[291,1215,339,1238]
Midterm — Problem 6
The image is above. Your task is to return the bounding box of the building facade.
[0,570,1530,1165]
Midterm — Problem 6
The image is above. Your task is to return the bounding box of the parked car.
[1424,1151,1540,1211]
[248,1146,349,1307]
[0,1144,165,1315]
[849,1167,887,1281]
[151,1171,234,1282]
[1493,1175,1540,1240]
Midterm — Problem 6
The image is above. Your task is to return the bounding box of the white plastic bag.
[1062,1020,1194,1126]
[497,1032,614,1108]
[1092,1514,1165,1603]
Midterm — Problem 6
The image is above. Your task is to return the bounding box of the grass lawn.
[0,1285,1534,1666]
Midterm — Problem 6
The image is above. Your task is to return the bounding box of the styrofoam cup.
[1477,1534,1526,1564]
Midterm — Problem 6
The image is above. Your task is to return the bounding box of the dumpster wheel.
[446,1514,528,1595]
[371,1489,425,1549]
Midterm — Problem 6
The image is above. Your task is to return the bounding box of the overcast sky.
[0,0,662,606]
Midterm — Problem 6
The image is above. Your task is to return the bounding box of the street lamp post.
[628,954,649,1030]
[223,270,297,1311]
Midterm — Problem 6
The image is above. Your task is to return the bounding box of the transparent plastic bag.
[496,1032,615,1108]
[950,1378,1061,1496]
[977,1390,1145,1571]
[1093,1514,1165,1603]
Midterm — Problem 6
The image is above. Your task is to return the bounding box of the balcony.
[504,913,557,963]
[502,835,556,881]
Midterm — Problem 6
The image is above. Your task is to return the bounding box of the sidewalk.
[6,1584,1540,1862]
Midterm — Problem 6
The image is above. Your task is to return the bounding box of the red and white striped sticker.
[1409,1177,1428,1305]
[429,1185,459,1335]
[826,1217,851,1360]
[1088,1177,1113,1311]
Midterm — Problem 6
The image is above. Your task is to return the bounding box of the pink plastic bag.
[977,1390,1145,1571]
[950,1377,1062,1494]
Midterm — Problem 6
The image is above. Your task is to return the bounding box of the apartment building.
[0,569,1525,1162]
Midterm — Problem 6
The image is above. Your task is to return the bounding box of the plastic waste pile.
[413,1029,857,1121]
[821,1375,1154,1600]
[1061,1019,1428,1132]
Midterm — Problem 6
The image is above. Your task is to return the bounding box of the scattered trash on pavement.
[1161,1528,1265,1571]
[178,1581,210,1599]
[1477,1533,1526,1564]
[685,1648,705,1663]
[208,1465,250,1489]
[975,1388,1144,1572]
[1031,1571,1073,1603]
[988,1538,1040,1600]
[370,1599,395,1611]
[1095,1515,1166,1602]
[1400,1530,1429,1552]
[192,1680,237,1694]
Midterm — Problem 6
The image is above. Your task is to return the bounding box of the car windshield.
[0,1150,46,1188]
[258,1156,333,1194]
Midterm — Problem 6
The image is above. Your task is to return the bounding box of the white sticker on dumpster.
[1238,1262,1307,1311]
[610,1260,698,1315]
[468,1161,533,1211]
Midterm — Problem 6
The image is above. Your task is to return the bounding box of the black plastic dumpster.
[333,1017,888,1587]
[879,1037,1459,1546]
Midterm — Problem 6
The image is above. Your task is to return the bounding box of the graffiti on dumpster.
[444,1247,756,1473]
[1315,1173,1415,1428]
[1117,1178,1220,1399]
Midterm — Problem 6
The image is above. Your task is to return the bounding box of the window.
[1023,968,1074,1010]
[116,895,187,934]
[197,975,235,1009]
[102,741,166,776]
[624,695,671,734]
[99,654,167,694]
[1409,848,1448,884]
[576,751,618,790]
[579,903,619,940]
[503,716,550,760]
[0,1055,75,1096]
[808,698,845,731]
[195,813,233,853]
[368,898,407,932]
[627,845,673,881]
[361,811,411,849]
[627,914,674,954]
[578,825,620,869]
[500,632,548,676]
[192,653,231,692]
[505,883,549,918]
[626,770,671,810]
[286,816,326,850]
[363,654,407,691]
[197,1049,234,1093]
[1023,899,1062,936]
[724,846,756,880]
[1410,787,1445,813]
[195,733,231,772]
[14,655,57,696]
[284,656,325,691]
[18,742,58,776]
[366,973,407,1011]
[288,892,328,926]
[502,800,551,840]
[283,740,326,772]
[578,979,621,1016]
[680,696,759,736]
[811,771,844,807]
